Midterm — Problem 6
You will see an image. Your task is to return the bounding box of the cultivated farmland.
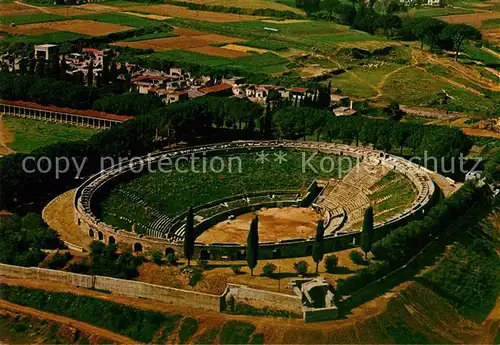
[174,0,304,14]
[0,2,41,17]
[123,4,264,22]
[113,28,245,56]
[19,19,134,36]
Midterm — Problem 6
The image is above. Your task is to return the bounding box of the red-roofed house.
[198,83,233,97]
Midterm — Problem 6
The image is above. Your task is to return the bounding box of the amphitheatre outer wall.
[74,141,437,260]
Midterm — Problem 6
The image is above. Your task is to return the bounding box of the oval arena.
[74,141,436,260]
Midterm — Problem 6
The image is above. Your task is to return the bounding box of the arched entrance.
[108,236,116,245]
[98,231,104,241]
[133,242,143,252]
[89,229,94,238]
[165,247,175,256]
[272,248,281,259]
[200,250,211,260]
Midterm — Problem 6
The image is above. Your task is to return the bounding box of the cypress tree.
[361,206,374,260]
[246,215,259,276]
[184,205,195,266]
[312,220,325,273]
[86,59,94,86]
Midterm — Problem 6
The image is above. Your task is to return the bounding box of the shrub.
[166,252,177,265]
[180,266,203,286]
[197,259,209,270]
[178,317,198,344]
[47,252,73,270]
[293,261,309,275]
[349,250,366,265]
[262,263,277,277]
[324,254,339,273]
[231,265,242,274]
[151,250,163,265]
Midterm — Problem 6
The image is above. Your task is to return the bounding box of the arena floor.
[196,207,321,245]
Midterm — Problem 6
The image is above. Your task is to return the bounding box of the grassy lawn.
[309,31,387,43]
[153,50,288,73]
[121,31,178,42]
[0,13,65,25]
[153,50,233,67]
[3,116,95,153]
[408,7,474,18]
[368,171,416,222]
[381,67,499,115]
[0,31,86,46]
[482,17,500,29]
[461,43,500,65]
[78,12,164,28]
[100,150,356,228]
[329,71,377,98]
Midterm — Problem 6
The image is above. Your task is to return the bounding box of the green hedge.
[0,284,181,343]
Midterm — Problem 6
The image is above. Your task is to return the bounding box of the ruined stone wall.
[224,283,302,315]
[0,263,222,312]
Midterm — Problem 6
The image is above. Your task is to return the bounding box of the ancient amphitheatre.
[70,140,435,260]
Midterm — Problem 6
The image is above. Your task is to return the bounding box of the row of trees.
[336,182,491,295]
[0,71,164,116]
[273,106,472,163]
[0,213,62,267]
[297,0,482,58]
[408,18,481,60]
[0,97,473,212]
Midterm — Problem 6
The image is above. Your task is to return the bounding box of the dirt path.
[476,297,500,344]
[0,114,15,156]
[0,299,138,344]
[482,46,500,60]
[42,189,91,251]
[0,276,410,334]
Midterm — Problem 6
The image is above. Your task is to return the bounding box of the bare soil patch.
[175,0,304,14]
[483,28,500,44]
[439,12,500,28]
[0,23,56,35]
[120,11,171,20]
[462,128,500,138]
[0,3,41,17]
[262,19,310,24]
[75,3,120,12]
[197,207,321,245]
[45,7,97,16]
[0,300,134,344]
[42,189,91,250]
[114,30,244,55]
[222,43,269,54]
[21,19,134,36]
[0,114,14,156]
[128,4,263,22]
[188,45,249,57]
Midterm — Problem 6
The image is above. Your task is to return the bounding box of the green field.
[408,7,474,18]
[461,43,500,65]
[78,12,165,28]
[3,116,96,153]
[153,50,288,72]
[482,17,500,28]
[0,31,86,47]
[380,67,499,115]
[121,31,178,42]
[100,150,356,228]
[0,13,64,25]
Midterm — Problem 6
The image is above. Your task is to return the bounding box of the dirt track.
[0,299,137,344]
[42,189,91,250]
[0,114,14,156]
[197,207,321,245]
